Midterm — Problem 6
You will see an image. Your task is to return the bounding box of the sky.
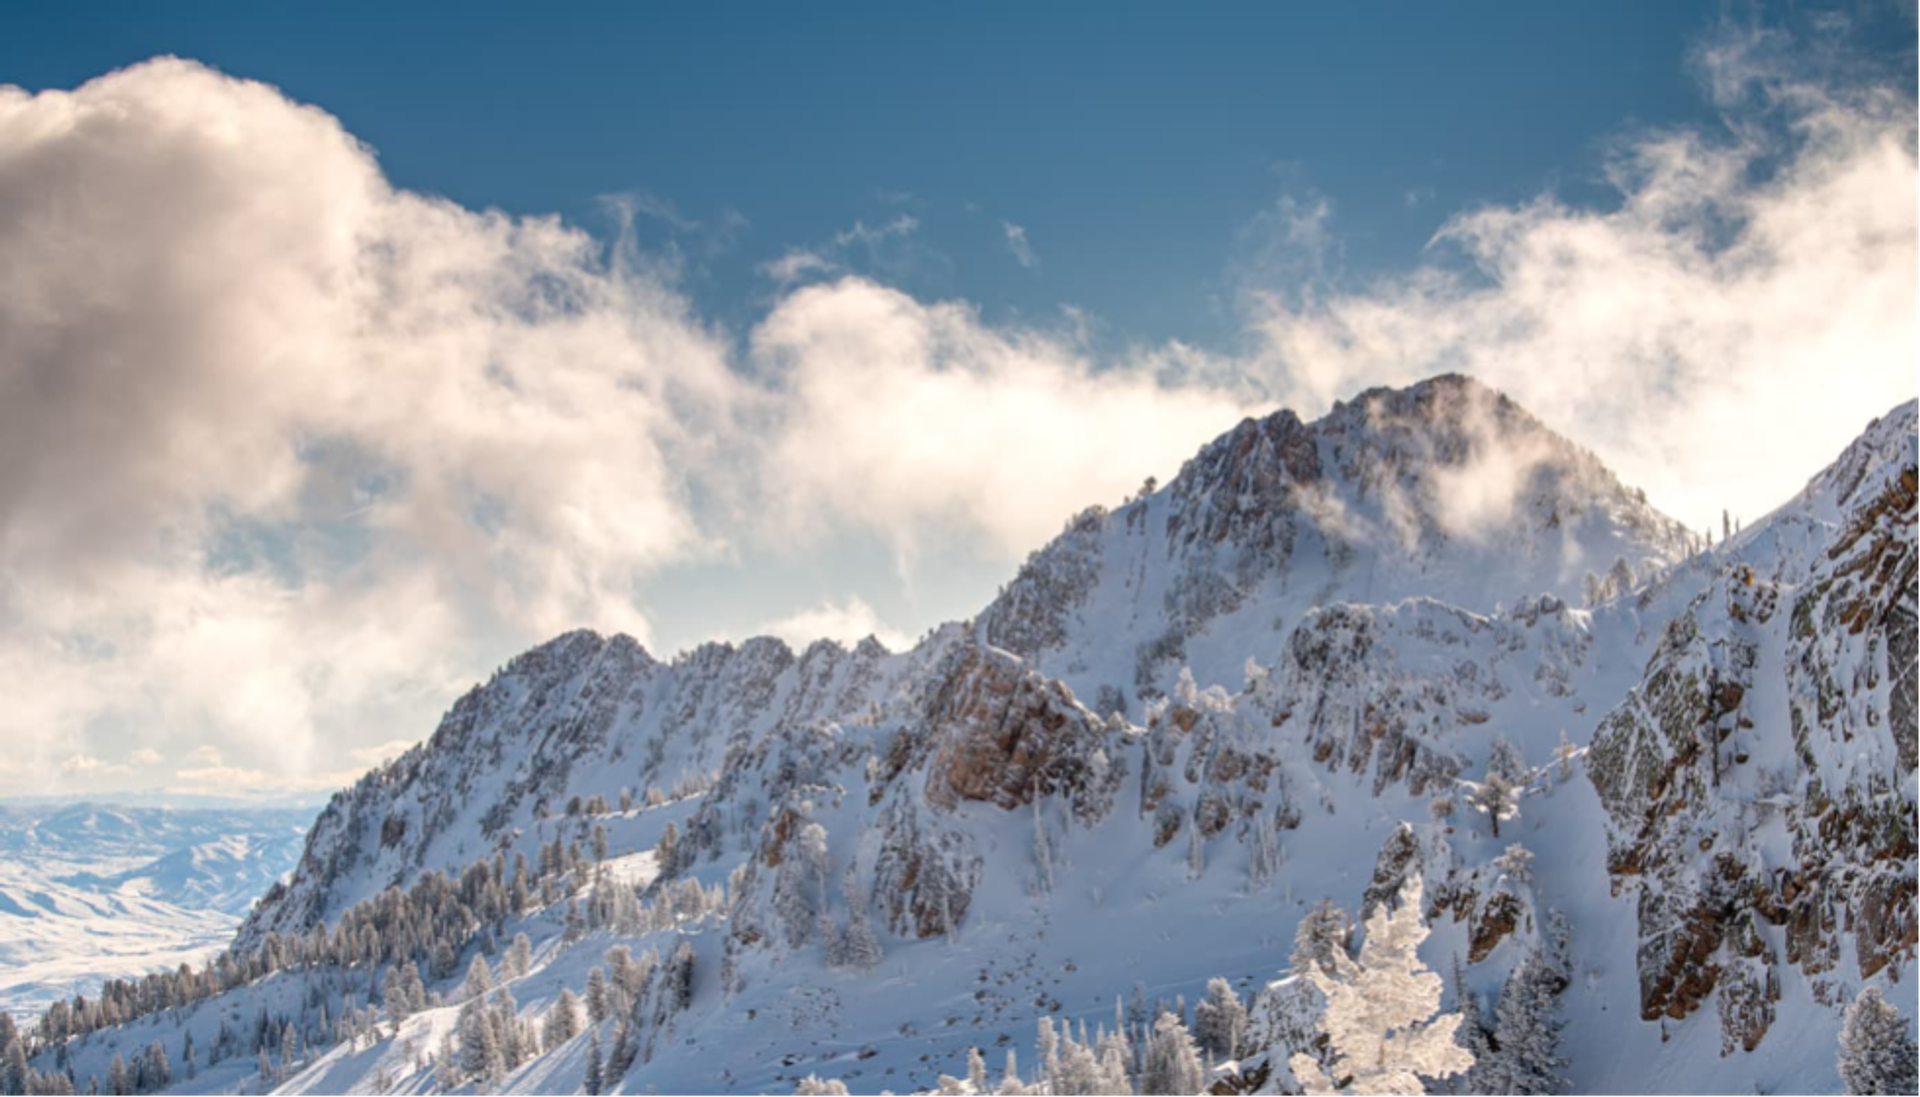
[0,2,1913,799]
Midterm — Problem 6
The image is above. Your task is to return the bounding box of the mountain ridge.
[24,376,1912,1096]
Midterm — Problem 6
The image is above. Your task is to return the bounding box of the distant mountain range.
[0,802,309,1016]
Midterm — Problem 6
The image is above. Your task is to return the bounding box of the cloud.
[1002,221,1037,268]
[750,277,1259,561]
[3,31,1910,796]
[0,57,740,792]
[348,739,419,767]
[832,215,919,250]
[760,249,838,287]
[758,215,927,288]
[745,597,912,653]
[167,764,363,798]
[1241,26,1916,531]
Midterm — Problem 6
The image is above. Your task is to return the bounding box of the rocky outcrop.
[912,645,1124,824]
[1588,402,1918,1051]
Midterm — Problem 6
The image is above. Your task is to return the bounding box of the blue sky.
[0,2,1912,797]
[7,2,1905,348]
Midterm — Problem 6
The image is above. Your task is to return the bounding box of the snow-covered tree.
[1288,877,1473,1096]
[504,933,534,980]
[544,989,581,1048]
[462,954,494,1002]
[458,997,504,1083]
[1838,987,1918,1096]
[1195,977,1249,1061]
[586,967,610,1023]
[584,1031,604,1096]
[1292,899,1355,978]
[1481,942,1568,1095]
[1495,844,1534,886]
[144,1041,169,1090]
[1141,1011,1205,1095]
[4,1037,28,1097]
[792,1075,850,1095]
[1449,955,1493,1096]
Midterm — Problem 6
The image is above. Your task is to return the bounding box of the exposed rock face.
[915,645,1123,823]
[1588,402,1918,1050]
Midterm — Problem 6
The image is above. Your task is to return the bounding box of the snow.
[17,382,1915,1096]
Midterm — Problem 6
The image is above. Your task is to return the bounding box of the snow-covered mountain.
[13,377,1913,1096]
[0,803,309,1017]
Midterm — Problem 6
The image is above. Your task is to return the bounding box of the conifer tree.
[545,990,582,1048]
[584,1031,604,1096]
[1289,878,1473,1096]
[1838,987,1918,1096]
[1141,1011,1205,1095]
[1482,944,1568,1095]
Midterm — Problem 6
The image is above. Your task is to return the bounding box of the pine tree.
[145,1041,169,1090]
[4,1039,27,1097]
[1482,945,1568,1095]
[545,990,582,1048]
[1448,954,1493,1096]
[967,1046,988,1093]
[1141,1011,1205,1095]
[586,967,610,1023]
[463,954,495,1001]
[1838,987,1918,1096]
[458,997,505,1083]
[1292,899,1355,977]
[505,933,534,980]
[1195,977,1249,1061]
[583,1031,604,1096]
[1289,877,1473,1096]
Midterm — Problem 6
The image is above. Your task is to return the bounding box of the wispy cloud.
[1002,221,1037,268]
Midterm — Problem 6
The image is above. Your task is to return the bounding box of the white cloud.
[744,597,912,653]
[129,748,163,766]
[1241,28,1916,532]
[0,57,740,793]
[1003,221,1037,268]
[750,277,1259,561]
[348,739,419,767]
[760,249,837,286]
[832,215,919,250]
[167,764,364,798]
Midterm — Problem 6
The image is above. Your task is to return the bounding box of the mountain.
[16,377,1913,1097]
[0,803,309,1016]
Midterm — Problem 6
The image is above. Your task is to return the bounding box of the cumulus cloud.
[750,277,1258,561]
[0,57,740,793]
[1242,27,1916,531]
